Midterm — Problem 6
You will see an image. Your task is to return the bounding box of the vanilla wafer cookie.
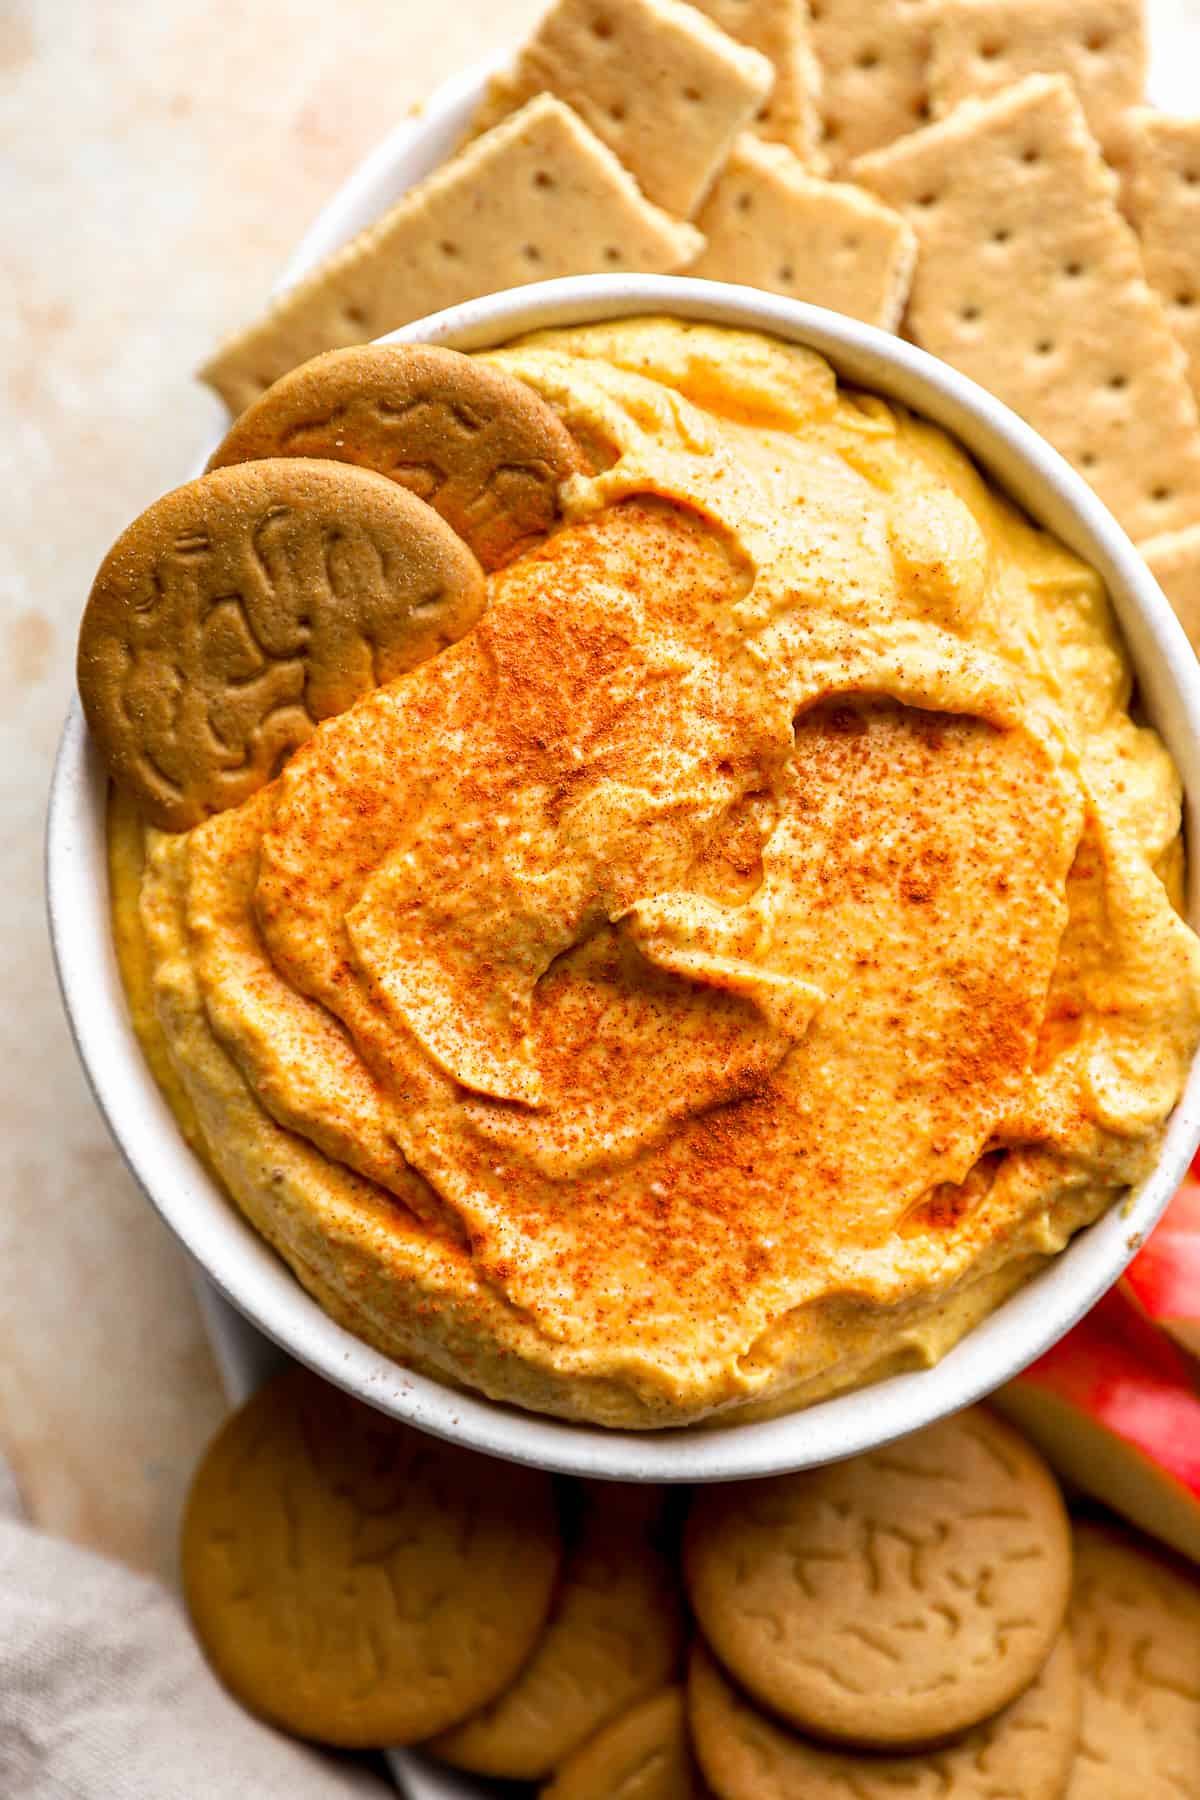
[684,1407,1072,1749]
[209,345,586,570]
[543,1688,701,1800]
[428,1483,685,1779]
[689,1635,1080,1800]
[1068,1523,1200,1798]
[77,458,485,830]
[182,1366,561,1747]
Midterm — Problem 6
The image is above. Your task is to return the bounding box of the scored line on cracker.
[690,134,916,330]
[853,73,1200,545]
[202,94,703,417]
[465,0,774,219]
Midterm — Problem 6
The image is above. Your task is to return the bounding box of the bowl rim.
[47,79,1200,1485]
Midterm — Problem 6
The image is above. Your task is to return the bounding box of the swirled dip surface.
[111,319,1200,1427]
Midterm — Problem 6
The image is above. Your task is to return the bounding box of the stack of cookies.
[199,0,1200,650]
[180,1367,1200,1797]
[76,345,586,830]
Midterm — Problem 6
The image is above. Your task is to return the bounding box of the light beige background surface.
[1,0,1197,1585]
[1,0,540,1585]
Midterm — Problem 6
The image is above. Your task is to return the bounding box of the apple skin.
[994,1284,1200,1566]
[1122,1166,1200,1361]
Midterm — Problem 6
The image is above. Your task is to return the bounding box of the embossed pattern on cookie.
[683,1407,1073,1748]
[543,1686,701,1799]
[689,1634,1080,1800]
[428,1483,687,1778]
[78,457,485,830]
[181,1366,562,1748]
[1067,1522,1200,1798]
[209,346,587,571]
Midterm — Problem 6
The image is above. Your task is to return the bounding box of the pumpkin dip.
[109,319,1200,1428]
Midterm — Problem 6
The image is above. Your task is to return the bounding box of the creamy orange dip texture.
[110,319,1200,1428]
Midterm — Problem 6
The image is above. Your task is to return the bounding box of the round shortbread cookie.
[541,1688,702,1800]
[683,1407,1072,1748]
[688,1635,1080,1800]
[78,457,485,829]
[427,1483,687,1779]
[1067,1522,1200,1798]
[208,344,586,570]
[181,1365,561,1748]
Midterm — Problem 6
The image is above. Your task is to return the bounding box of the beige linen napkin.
[0,1457,391,1800]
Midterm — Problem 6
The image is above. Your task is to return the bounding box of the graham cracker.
[1126,111,1200,405]
[808,0,939,173]
[464,0,774,218]
[688,0,823,164]
[1141,524,1200,653]
[689,134,916,329]
[201,95,703,418]
[928,0,1147,169]
[853,75,1200,544]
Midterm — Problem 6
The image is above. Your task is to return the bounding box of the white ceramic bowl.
[48,62,1200,1487]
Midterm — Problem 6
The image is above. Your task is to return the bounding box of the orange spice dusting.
[174,330,1183,1429]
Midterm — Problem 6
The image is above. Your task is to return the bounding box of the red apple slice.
[994,1284,1200,1565]
[1122,1169,1200,1360]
